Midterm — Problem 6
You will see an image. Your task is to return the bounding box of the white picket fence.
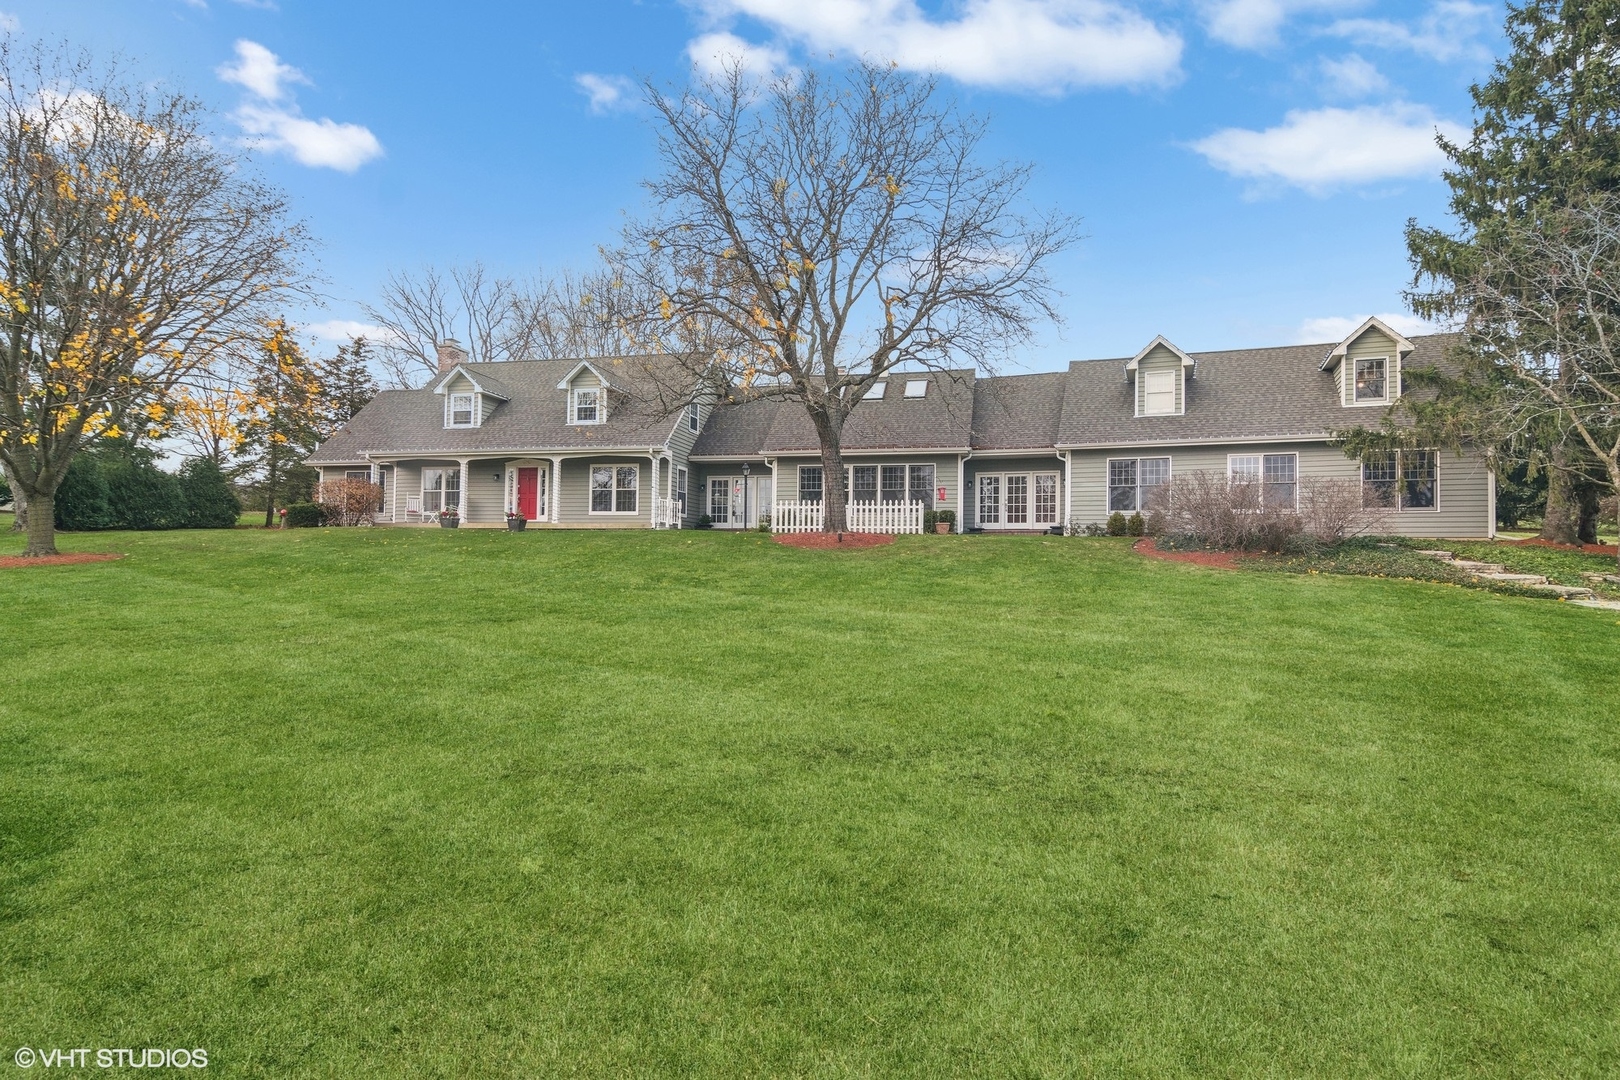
[772,500,925,535]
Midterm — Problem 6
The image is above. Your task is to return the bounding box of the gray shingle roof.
[308,355,689,464]
[691,394,781,457]
[1053,333,1457,447]
[971,371,1066,450]
[757,370,976,453]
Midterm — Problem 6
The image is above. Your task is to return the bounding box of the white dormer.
[1126,335,1195,417]
[1319,316,1416,407]
[431,364,510,429]
[558,361,613,425]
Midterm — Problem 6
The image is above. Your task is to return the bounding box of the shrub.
[756,513,772,532]
[1126,512,1145,536]
[923,509,957,531]
[696,514,713,528]
[283,502,325,528]
[0,469,10,507]
[317,478,383,527]
[1106,511,1128,536]
[54,455,114,530]
[1144,509,1166,537]
[1297,477,1386,546]
[178,458,243,528]
[1158,470,1301,552]
[103,455,187,530]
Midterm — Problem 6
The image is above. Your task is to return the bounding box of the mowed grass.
[2,523,1619,1078]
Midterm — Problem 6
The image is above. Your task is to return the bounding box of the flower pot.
[507,518,527,532]
[934,522,950,534]
[439,518,460,529]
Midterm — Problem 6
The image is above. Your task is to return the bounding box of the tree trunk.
[810,410,848,533]
[1576,481,1602,545]
[2,460,24,532]
[262,444,279,528]
[23,488,56,557]
[1540,454,1581,544]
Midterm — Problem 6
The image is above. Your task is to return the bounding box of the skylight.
[903,380,927,398]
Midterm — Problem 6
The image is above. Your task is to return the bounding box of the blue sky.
[14,0,1502,373]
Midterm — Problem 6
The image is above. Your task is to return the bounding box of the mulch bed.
[773,532,895,550]
[0,552,124,569]
[1506,538,1619,556]
[1132,537,1239,570]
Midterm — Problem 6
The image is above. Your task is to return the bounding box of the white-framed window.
[708,477,730,522]
[345,469,371,481]
[687,401,701,432]
[674,467,688,513]
[590,464,638,513]
[570,387,601,424]
[1034,473,1058,522]
[421,467,461,514]
[865,382,887,399]
[1363,449,1437,510]
[978,474,1001,524]
[1108,457,1170,512]
[1228,453,1297,509]
[851,464,878,503]
[903,379,927,398]
[1353,357,1388,402]
[1006,474,1029,524]
[1141,370,1176,416]
[798,465,823,503]
[447,392,476,427]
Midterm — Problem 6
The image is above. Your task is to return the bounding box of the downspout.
[958,451,972,532]
[765,457,778,529]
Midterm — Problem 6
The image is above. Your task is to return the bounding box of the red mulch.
[1506,537,1619,555]
[0,552,124,569]
[1132,537,1239,570]
[772,532,896,550]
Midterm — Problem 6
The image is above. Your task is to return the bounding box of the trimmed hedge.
[283,502,325,528]
[54,450,242,531]
[178,458,243,528]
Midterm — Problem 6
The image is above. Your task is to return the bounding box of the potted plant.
[438,508,460,529]
[505,511,527,532]
[932,509,956,535]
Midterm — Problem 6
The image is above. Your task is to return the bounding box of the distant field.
[3,525,1618,1077]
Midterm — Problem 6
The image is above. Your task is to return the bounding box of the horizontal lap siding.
[1136,346,1185,415]
[966,456,1065,529]
[768,454,960,512]
[558,457,652,528]
[1068,443,1492,538]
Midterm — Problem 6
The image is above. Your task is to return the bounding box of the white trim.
[1320,315,1417,368]
[1124,334,1197,373]
[504,458,549,522]
[1487,468,1497,538]
[1359,448,1441,513]
[1226,451,1299,511]
[446,392,478,428]
[1056,434,1334,450]
[430,365,510,400]
[1347,355,1392,407]
[569,386,603,425]
[587,462,640,515]
[555,360,618,391]
[973,469,1062,529]
[1139,368,1179,417]
[1105,455,1171,514]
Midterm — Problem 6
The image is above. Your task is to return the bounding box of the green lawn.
[3,524,1619,1077]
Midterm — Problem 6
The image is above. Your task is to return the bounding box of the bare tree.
[364,263,541,387]
[1421,195,1620,564]
[0,40,306,556]
[616,61,1078,531]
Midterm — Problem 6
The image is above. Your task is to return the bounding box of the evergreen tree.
[236,321,326,527]
[317,335,379,435]
[53,454,113,531]
[1408,0,1620,542]
[178,457,243,528]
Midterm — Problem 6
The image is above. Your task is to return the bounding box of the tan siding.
[557,456,653,528]
[1067,442,1492,538]
[1342,327,1398,407]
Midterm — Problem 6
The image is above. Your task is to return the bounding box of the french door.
[977,472,1060,529]
[708,475,772,528]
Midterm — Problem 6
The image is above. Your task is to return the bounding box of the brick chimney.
[436,338,468,373]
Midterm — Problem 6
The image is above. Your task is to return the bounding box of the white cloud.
[574,73,637,114]
[306,319,399,345]
[1191,103,1466,194]
[686,31,790,80]
[1326,1,1492,63]
[217,40,383,172]
[0,12,19,31]
[217,40,307,102]
[1202,0,1349,50]
[1318,54,1387,99]
[692,0,1183,92]
[1295,312,1441,344]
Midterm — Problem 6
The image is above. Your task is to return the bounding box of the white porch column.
[1061,450,1072,532]
[550,457,561,523]
[457,458,470,520]
[649,454,660,528]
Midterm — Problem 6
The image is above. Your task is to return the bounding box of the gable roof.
[431,365,511,400]
[308,354,691,464]
[1320,316,1418,369]
[1125,335,1196,374]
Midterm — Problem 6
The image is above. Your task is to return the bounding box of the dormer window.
[1354,357,1387,402]
[1142,370,1176,415]
[447,392,475,427]
[571,387,601,424]
[903,380,927,398]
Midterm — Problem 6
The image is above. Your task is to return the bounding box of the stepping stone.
[1417,549,1455,559]
[1486,573,1549,585]
[1571,597,1620,611]
[1453,560,1507,573]
[1579,572,1620,585]
[1528,583,1598,600]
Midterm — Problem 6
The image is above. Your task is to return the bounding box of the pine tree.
[1408,0,1620,542]
[316,335,379,436]
[236,321,325,527]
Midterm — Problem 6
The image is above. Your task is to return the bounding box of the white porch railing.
[652,496,683,529]
[772,500,925,535]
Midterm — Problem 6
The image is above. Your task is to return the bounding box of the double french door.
[708,475,773,529]
[976,472,1060,529]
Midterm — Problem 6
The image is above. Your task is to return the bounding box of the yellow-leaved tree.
[0,40,306,555]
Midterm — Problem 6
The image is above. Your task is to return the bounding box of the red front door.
[517,467,539,520]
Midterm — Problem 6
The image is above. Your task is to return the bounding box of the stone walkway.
[1415,549,1620,611]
